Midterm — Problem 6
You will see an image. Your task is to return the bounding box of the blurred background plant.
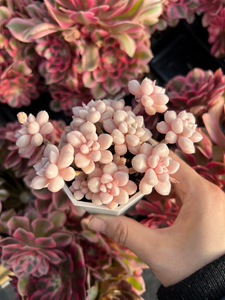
[0,0,225,299]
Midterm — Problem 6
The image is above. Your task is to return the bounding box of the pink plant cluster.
[166,68,225,117]
[1,68,225,300]
[151,0,199,32]
[0,124,147,300]
[15,78,203,209]
[0,0,163,113]
[199,1,225,58]
[157,110,203,153]
[16,111,54,154]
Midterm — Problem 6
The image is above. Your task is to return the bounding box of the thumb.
[88,214,160,266]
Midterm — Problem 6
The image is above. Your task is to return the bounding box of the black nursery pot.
[149,16,225,85]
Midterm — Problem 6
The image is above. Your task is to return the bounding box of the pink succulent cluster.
[131,199,179,229]
[0,1,42,108]
[0,209,72,278]
[87,162,137,210]
[13,77,204,209]
[157,110,203,153]
[206,8,225,58]
[31,144,75,192]
[132,143,180,195]
[103,110,152,155]
[0,61,40,108]
[5,0,162,113]
[198,1,225,58]
[60,99,129,142]
[67,123,113,174]
[15,111,53,154]
[166,68,225,116]
[151,0,199,32]
[128,78,169,115]
[70,174,92,201]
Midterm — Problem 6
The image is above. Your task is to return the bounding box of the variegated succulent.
[5,0,163,113]
[0,209,72,277]
[166,68,225,117]
[152,0,199,32]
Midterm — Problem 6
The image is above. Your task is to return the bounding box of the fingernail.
[88,217,106,233]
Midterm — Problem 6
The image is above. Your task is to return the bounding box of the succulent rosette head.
[199,0,223,15]
[28,242,85,300]
[128,77,169,115]
[0,61,40,108]
[35,34,73,85]
[31,144,75,192]
[70,174,93,201]
[9,242,86,299]
[67,122,113,174]
[132,143,180,196]
[71,100,108,129]
[103,109,152,155]
[207,9,225,58]
[157,110,203,154]
[153,0,199,31]
[83,37,152,99]
[78,226,112,271]
[166,68,225,116]
[49,83,92,115]
[87,162,137,209]
[15,111,54,154]
[0,209,72,278]
[133,199,179,229]
[6,0,160,104]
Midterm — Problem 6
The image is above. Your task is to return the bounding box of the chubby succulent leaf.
[112,33,136,57]
[51,232,72,247]
[18,274,30,296]
[87,282,99,300]
[0,189,9,201]
[109,22,143,34]
[207,162,225,175]
[23,23,61,40]
[6,18,35,42]
[8,216,30,232]
[0,6,11,23]
[32,218,54,237]
[48,210,66,229]
[44,0,74,28]
[127,276,144,292]
[1,209,15,222]
[82,43,99,71]
[115,0,144,20]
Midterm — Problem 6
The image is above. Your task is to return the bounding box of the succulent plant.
[0,61,40,107]
[207,8,225,58]
[157,110,203,153]
[200,0,223,27]
[152,0,199,31]
[128,77,169,115]
[0,119,65,178]
[132,143,180,195]
[0,208,72,277]
[132,198,179,228]
[166,68,225,117]
[5,0,162,113]
[8,242,86,300]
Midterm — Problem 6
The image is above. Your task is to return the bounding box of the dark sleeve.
[157,254,225,300]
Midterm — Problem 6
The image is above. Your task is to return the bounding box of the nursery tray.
[63,184,144,216]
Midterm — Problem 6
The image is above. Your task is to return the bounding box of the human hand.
[88,152,225,287]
